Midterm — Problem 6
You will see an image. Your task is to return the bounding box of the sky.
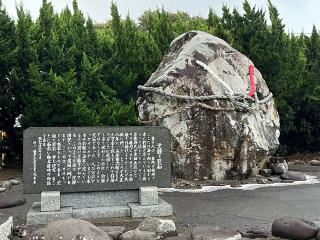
[2,0,320,34]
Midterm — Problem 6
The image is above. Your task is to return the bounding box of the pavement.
[1,170,320,235]
[162,172,320,233]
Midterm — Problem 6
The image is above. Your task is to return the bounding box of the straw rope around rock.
[137,60,273,123]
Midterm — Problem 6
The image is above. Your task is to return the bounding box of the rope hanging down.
[138,60,273,115]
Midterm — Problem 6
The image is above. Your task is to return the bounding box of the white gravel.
[160,175,320,193]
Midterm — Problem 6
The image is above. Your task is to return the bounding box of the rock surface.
[8,179,20,186]
[28,218,113,240]
[0,181,12,189]
[0,232,9,240]
[100,225,126,239]
[120,229,156,240]
[0,214,13,239]
[0,192,26,208]
[137,30,280,180]
[192,225,241,240]
[272,217,318,240]
[137,217,176,237]
[269,159,288,175]
[310,160,320,166]
[280,171,307,181]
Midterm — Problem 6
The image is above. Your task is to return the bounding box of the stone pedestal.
[26,187,173,225]
[41,191,60,212]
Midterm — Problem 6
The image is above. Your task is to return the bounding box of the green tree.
[23,65,99,127]
[0,0,19,164]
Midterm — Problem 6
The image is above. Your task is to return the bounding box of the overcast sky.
[2,0,319,34]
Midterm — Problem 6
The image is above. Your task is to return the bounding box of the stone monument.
[24,127,172,225]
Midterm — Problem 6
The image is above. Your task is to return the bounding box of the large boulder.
[280,171,307,181]
[137,30,280,180]
[0,192,26,209]
[28,218,113,240]
[272,217,318,240]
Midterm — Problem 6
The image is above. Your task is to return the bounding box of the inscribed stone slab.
[23,127,171,193]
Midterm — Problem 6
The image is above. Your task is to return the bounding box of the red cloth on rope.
[248,64,256,97]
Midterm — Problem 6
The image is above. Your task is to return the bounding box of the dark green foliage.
[0,0,319,164]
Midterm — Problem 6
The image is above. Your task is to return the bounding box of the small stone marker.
[41,191,60,212]
[139,186,158,205]
[24,126,173,224]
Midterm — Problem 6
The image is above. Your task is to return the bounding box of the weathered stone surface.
[0,214,13,239]
[310,160,320,166]
[138,217,176,237]
[41,191,60,212]
[280,171,307,181]
[23,127,171,194]
[272,217,318,240]
[28,218,113,240]
[120,229,156,240]
[137,30,280,180]
[129,198,173,218]
[192,225,241,240]
[139,186,158,206]
[0,192,26,209]
[99,226,126,239]
[270,160,288,175]
[61,190,138,208]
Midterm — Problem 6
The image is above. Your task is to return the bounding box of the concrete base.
[61,190,138,208]
[128,198,173,218]
[72,205,130,219]
[26,198,173,225]
[27,203,73,225]
[27,203,130,225]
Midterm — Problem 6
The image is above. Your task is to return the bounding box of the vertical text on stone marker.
[31,132,163,186]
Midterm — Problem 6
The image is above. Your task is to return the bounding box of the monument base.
[26,198,172,225]
[26,187,173,225]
